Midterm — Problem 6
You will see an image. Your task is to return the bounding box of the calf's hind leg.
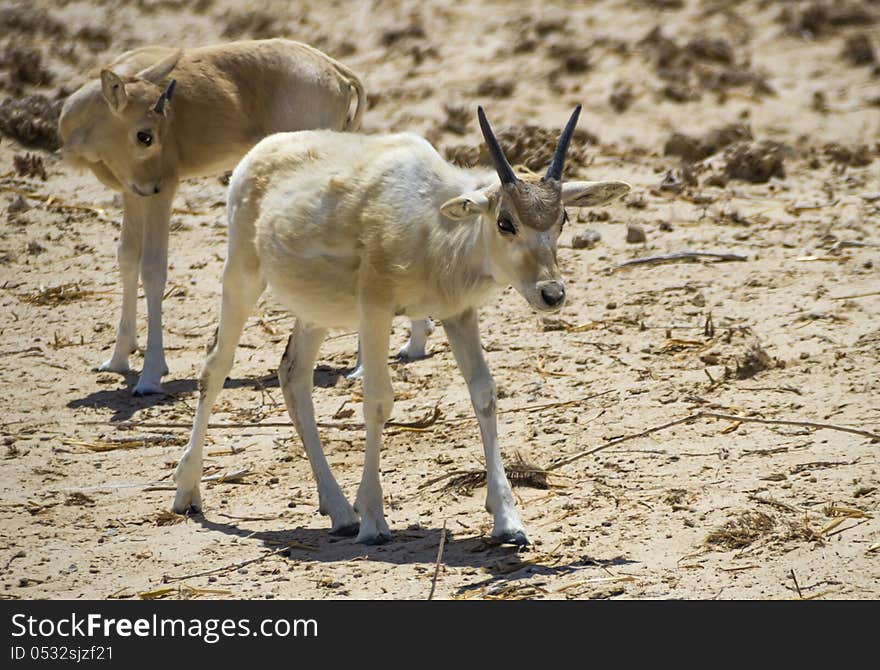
[278,321,360,536]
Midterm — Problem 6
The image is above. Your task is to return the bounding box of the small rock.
[7,195,30,214]
[626,224,646,243]
[606,301,618,310]
[571,229,601,249]
[659,170,682,192]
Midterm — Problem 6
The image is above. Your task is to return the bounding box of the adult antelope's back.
[172,105,630,546]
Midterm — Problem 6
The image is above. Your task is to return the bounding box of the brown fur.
[501,176,564,231]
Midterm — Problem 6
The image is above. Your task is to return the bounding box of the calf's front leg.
[354,304,394,544]
[133,188,175,396]
[98,194,143,374]
[443,308,528,546]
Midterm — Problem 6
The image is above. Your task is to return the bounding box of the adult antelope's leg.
[348,318,434,379]
[443,308,528,545]
[172,242,265,514]
[279,321,359,535]
[99,194,144,374]
[354,304,394,544]
[397,318,434,361]
[133,187,176,396]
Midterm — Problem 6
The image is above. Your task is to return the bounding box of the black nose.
[541,284,565,307]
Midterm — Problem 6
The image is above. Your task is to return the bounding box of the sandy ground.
[0,0,878,600]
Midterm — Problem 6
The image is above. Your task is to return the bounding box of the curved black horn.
[477,106,517,185]
[544,104,582,181]
[153,79,176,114]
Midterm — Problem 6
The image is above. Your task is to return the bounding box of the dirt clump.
[75,26,112,53]
[724,140,788,183]
[476,77,515,99]
[438,104,470,135]
[221,9,280,39]
[782,2,877,38]
[0,93,62,150]
[639,26,772,101]
[381,19,426,47]
[609,81,634,113]
[823,143,873,167]
[444,124,597,173]
[0,4,65,37]
[842,33,876,65]
[13,152,47,180]
[1,45,53,87]
[664,123,752,163]
[547,41,591,75]
[734,341,775,379]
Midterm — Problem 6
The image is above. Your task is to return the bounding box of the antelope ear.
[100,69,128,113]
[562,180,631,207]
[135,48,182,83]
[440,188,492,220]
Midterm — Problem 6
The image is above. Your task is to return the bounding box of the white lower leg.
[279,326,358,533]
[134,196,172,395]
[100,203,142,373]
[443,309,527,543]
[172,253,264,512]
[397,318,434,360]
[354,310,394,544]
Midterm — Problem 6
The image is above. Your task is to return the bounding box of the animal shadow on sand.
[67,366,351,423]
[189,514,637,596]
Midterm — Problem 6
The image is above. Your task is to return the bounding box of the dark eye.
[497,215,516,235]
[136,131,153,146]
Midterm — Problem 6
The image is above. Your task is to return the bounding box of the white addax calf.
[172,105,630,545]
[58,39,379,395]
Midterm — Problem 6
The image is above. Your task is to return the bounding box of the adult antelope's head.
[59,50,181,198]
[441,106,630,312]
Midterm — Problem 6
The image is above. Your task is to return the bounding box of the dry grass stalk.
[19,282,97,306]
[427,520,447,601]
[63,434,185,452]
[552,409,880,471]
[138,584,231,600]
[143,469,252,492]
[163,547,287,582]
[437,452,552,495]
[153,510,184,527]
[705,510,776,550]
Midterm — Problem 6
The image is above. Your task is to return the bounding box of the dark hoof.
[361,532,392,546]
[497,530,530,547]
[330,522,360,537]
[172,504,201,516]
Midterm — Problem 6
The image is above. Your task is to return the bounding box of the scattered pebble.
[571,229,601,249]
[626,224,646,243]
